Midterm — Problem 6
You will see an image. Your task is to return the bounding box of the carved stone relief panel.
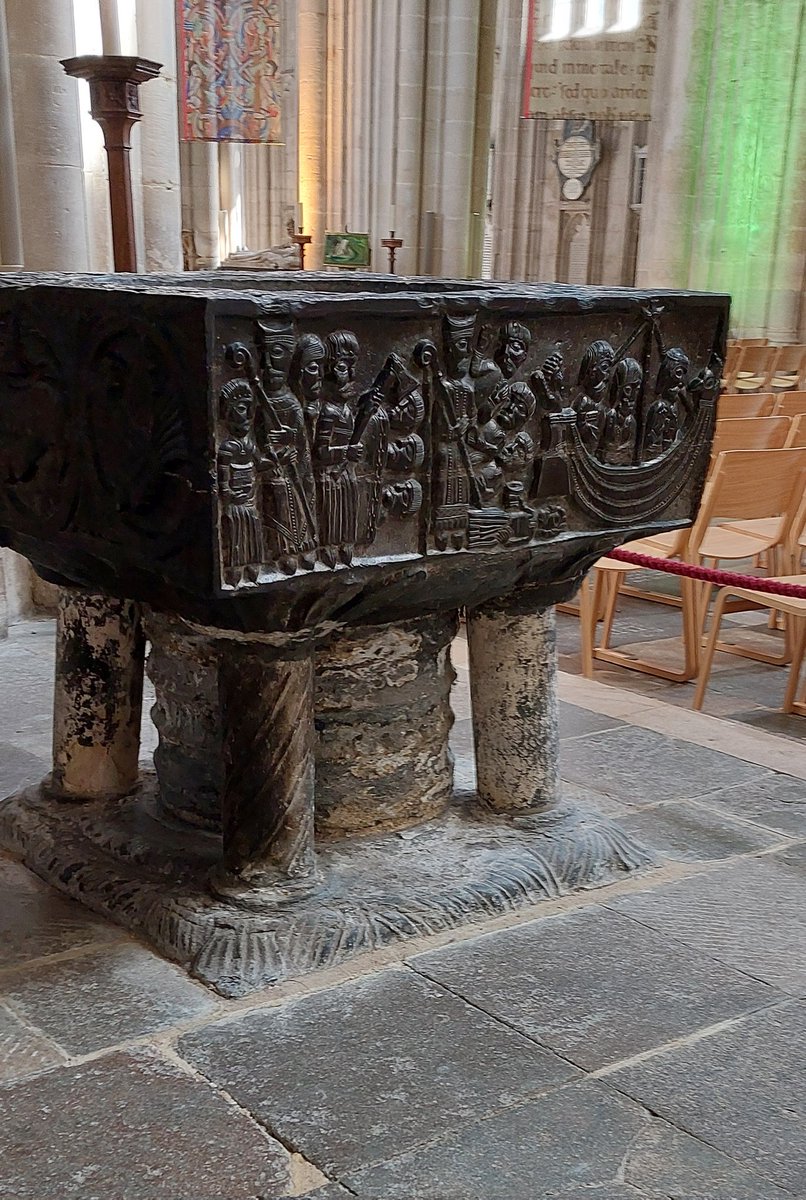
[211,299,724,587]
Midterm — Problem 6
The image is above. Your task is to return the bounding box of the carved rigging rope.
[606,548,806,598]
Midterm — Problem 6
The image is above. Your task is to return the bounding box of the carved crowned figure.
[256,319,317,575]
[313,330,362,567]
[217,379,265,585]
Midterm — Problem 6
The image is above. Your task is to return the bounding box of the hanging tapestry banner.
[522,0,660,122]
[178,0,286,142]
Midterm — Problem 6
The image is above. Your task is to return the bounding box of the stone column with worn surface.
[51,589,144,800]
[466,601,560,814]
[145,612,317,901]
[314,612,458,838]
[210,644,317,901]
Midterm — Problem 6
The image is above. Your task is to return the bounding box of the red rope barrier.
[607,548,806,599]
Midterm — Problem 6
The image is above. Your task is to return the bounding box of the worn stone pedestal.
[0,600,654,997]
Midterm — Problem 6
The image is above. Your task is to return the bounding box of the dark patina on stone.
[0,272,727,994]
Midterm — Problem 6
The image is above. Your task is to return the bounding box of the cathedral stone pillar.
[466,600,560,814]
[5,0,90,270]
[636,0,806,341]
[135,0,183,271]
[298,0,328,268]
[419,0,482,277]
[0,0,23,266]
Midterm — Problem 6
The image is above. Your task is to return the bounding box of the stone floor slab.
[608,1001,806,1194]
[0,1002,65,1082]
[622,1119,792,1200]
[698,772,806,837]
[608,855,806,994]
[344,1078,790,1199]
[342,1080,646,1199]
[558,701,625,740]
[615,799,786,862]
[300,1187,352,1199]
[560,726,766,805]
[0,1048,293,1200]
[178,967,580,1175]
[0,743,48,801]
[0,855,122,968]
[410,906,778,1070]
[1,943,217,1055]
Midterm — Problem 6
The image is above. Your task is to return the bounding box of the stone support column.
[314,613,458,839]
[6,0,90,270]
[466,601,559,814]
[51,590,144,801]
[145,613,317,900]
[214,647,316,898]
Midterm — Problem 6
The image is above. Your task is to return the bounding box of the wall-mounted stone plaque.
[523,0,660,122]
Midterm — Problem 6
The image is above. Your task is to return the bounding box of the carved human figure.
[314,330,361,567]
[498,381,537,491]
[217,379,265,585]
[432,313,478,550]
[385,358,425,472]
[471,321,532,411]
[602,356,642,465]
[574,339,615,455]
[643,347,690,459]
[530,350,569,415]
[255,320,317,575]
[355,353,425,543]
[496,321,532,381]
[293,331,326,446]
[467,400,507,504]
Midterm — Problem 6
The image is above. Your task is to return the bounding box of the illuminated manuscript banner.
[522,0,660,122]
[178,0,286,142]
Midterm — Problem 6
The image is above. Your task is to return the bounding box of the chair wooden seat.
[770,345,806,392]
[773,391,806,419]
[717,393,775,419]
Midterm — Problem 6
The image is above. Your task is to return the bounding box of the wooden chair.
[717,392,775,419]
[694,453,806,668]
[588,449,806,682]
[785,413,806,449]
[773,391,806,419]
[693,576,806,715]
[611,417,791,617]
[721,344,743,392]
[770,345,806,392]
[710,415,791,457]
[731,345,779,392]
